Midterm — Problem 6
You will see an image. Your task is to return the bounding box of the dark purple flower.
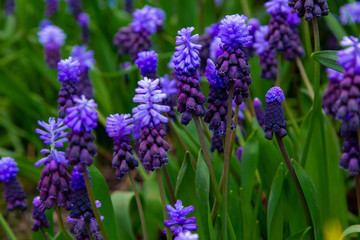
[209,37,223,60]
[216,14,253,105]
[113,26,151,61]
[288,0,329,21]
[38,24,66,68]
[45,0,59,17]
[236,148,243,162]
[322,68,343,118]
[264,87,287,140]
[340,131,359,175]
[125,0,133,13]
[164,200,197,236]
[106,114,138,178]
[131,5,165,34]
[175,231,199,240]
[4,0,15,16]
[58,57,81,83]
[340,2,360,25]
[65,0,82,19]
[210,132,223,153]
[71,45,95,99]
[253,98,265,129]
[35,117,71,211]
[0,157,27,211]
[32,196,50,231]
[135,50,159,78]
[77,12,90,44]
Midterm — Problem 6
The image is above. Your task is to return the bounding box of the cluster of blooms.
[288,0,329,21]
[135,50,159,78]
[211,132,224,153]
[4,0,15,16]
[77,12,90,44]
[322,68,343,118]
[113,5,165,61]
[132,77,170,171]
[71,45,96,99]
[264,87,287,140]
[164,200,198,238]
[0,157,27,211]
[253,98,265,130]
[68,167,103,239]
[106,114,138,178]
[340,131,360,175]
[38,23,66,68]
[32,196,50,231]
[35,117,72,211]
[45,0,59,17]
[66,0,83,19]
[173,27,206,125]
[57,57,81,118]
[64,96,98,173]
[215,14,253,105]
[340,2,360,25]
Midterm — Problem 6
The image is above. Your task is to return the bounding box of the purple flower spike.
[210,37,223,60]
[58,57,81,82]
[340,2,360,25]
[132,77,170,127]
[322,68,343,118]
[253,98,265,129]
[211,132,224,153]
[198,23,220,75]
[264,87,287,140]
[77,12,90,43]
[164,200,198,236]
[0,157,19,182]
[38,24,66,68]
[174,27,202,76]
[45,0,59,17]
[66,0,82,19]
[4,0,15,16]
[338,36,360,72]
[265,0,289,15]
[32,196,50,231]
[175,231,199,240]
[106,114,138,178]
[340,131,360,175]
[159,74,178,122]
[131,5,165,34]
[64,96,98,133]
[218,14,253,49]
[289,0,329,21]
[135,50,159,78]
[205,59,225,88]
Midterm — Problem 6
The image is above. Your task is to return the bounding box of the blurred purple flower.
[58,57,81,82]
[340,2,360,25]
[44,0,59,17]
[135,50,159,77]
[32,196,50,231]
[131,5,165,34]
[175,231,199,240]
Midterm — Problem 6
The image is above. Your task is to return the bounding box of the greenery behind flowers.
[0,0,358,239]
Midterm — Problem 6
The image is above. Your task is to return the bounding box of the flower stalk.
[162,167,176,205]
[54,205,73,240]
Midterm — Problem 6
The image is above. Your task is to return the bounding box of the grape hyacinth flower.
[4,0,15,16]
[197,23,220,75]
[340,2,360,25]
[209,36,223,60]
[135,50,159,78]
[132,77,170,171]
[204,59,234,134]
[264,87,287,140]
[0,157,27,211]
[288,0,329,21]
[175,231,199,240]
[247,18,261,56]
[253,97,265,129]
[265,0,304,61]
[332,36,360,135]
[77,12,90,44]
[106,114,138,178]
[215,14,253,105]
[57,57,81,119]
[66,0,82,19]
[173,27,207,125]
[211,132,224,153]
[64,96,98,172]
[159,74,178,122]
[164,200,197,236]
[236,147,243,162]
[44,0,59,17]
[113,5,165,61]
[71,45,95,99]
[38,24,66,68]
[253,25,278,80]
[35,117,71,211]
[32,196,50,232]
[322,68,343,118]
[340,131,360,175]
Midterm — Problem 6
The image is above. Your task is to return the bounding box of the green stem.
[162,167,176,205]
[301,19,321,167]
[275,134,314,240]
[85,221,96,240]
[197,0,204,32]
[295,57,314,101]
[193,116,223,204]
[129,172,149,240]
[0,211,17,240]
[155,169,172,240]
[55,205,72,240]
[245,93,255,118]
[222,84,234,240]
[83,170,110,240]
[302,19,313,60]
[240,0,251,17]
[201,117,212,142]
[41,227,49,240]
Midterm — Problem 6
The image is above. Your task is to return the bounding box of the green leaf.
[311,50,343,72]
[195,150,214,240]
[286,227,312,240]
[342,225,360,238]
[267,163,286,240]
[88,166,120,240]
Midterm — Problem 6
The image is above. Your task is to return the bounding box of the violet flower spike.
[32,196,50,231]
[135,50,159,78]
[340,2,360,25]
[337,36,360,73]
[288,0,329,21]
[131,5,165,34]
[57,57,81,83]
[44,0,59,17]
[164,200,198,236]
[77,12,90,43]
[175,231,199,240]
[322,68,343,118]
[340,131,360,175]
